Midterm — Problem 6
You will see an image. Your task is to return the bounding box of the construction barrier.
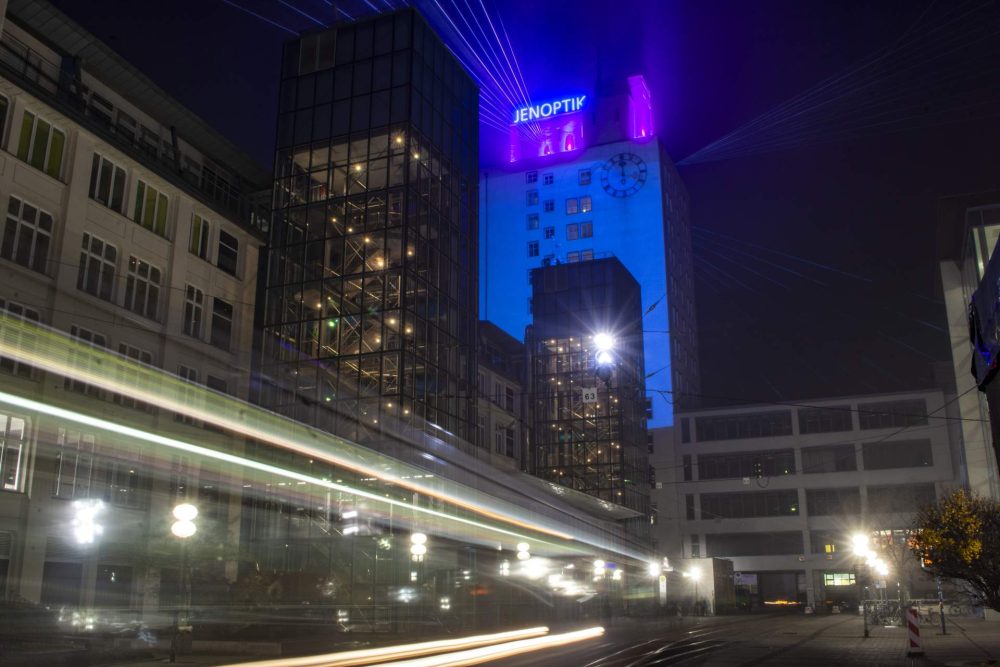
[906,607,923,656]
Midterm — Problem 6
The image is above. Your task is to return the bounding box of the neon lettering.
[512,94,587,124]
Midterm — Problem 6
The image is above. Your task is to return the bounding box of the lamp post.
[170,503,197,663]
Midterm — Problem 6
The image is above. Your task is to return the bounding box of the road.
[489,611,981,667]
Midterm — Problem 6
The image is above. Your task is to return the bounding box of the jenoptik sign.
[512,95,587,124]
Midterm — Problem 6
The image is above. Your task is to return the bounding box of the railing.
[0,32,268,233]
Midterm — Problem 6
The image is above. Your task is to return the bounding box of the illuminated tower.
[481,75,699,426]
[258,9,480,448]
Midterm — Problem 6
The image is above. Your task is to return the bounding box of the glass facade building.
[527,258,650,533]
[259,9,480,449]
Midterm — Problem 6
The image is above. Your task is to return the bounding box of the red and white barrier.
[906,607,923,656]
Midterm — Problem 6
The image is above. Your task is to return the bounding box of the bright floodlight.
[688,566,702,581]
[851,533,869,555]
[875,561,890,577]
[593,333,614,352]
[516,542,530,553]
[648,562,661,577]
[171,520,197,538]
[411,532,427,545]
[595,350,614,366]
[172,503,199,521]
[593,559,605,570]
[72,499,105,545]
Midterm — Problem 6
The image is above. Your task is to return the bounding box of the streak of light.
[0,388,565,550]
[377,627,605,666]
[219,0,298,34]
[0,319,578,543]
[278,0,328,26]
[222,626,550,667]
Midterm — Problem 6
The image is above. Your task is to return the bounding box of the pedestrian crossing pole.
[906,607,924,657]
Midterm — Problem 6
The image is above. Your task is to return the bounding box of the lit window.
[567,251,580,263]
[2,196,53,274]
[525,171,537,184]
[566,198,579,215]
[527,190,539,206]
[542,173,554,185]
[823,573,856,586]
[543,200,554,213]
[824,543,836,554]
[581,195,592,213]
[526,214,539,230]
[133,180,169,237]
[581,249,594,261]
[544,226,554,239]
[527,241,539,257]
[579,169,591,186]
[567,223,578,241]
[17,111,65,179]
[88,153,127,212]
[0,412,28,492]
[581,221,593,238]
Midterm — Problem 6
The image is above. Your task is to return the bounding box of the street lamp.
[410,532,428,562]
[171,503,198,538]
[170,502,198,663]
[72,499,105,545]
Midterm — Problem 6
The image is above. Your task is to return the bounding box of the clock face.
[600,153,647,198]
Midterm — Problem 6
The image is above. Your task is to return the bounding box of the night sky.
[51,0,1000,408]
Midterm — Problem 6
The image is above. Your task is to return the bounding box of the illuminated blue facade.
[480,87,699,427]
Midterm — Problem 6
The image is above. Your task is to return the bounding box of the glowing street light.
[410,532,428,562]
[593,333,614,352]
[171,503,198,538]
[851,533,870,556]
[72,499,105,545]
[516,542,531,561]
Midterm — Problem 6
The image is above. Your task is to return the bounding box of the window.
[0,95,9,141]
[526,190,539,206]
[528,241,539,257]
[862,439,933,470]
[580,195,592,213]
[823,573,856,587]
[0,299,41,379]
[52,429,96,499]
[504,427,514,457]
[189,214,210,260]
[542,173,554,185]
[867,483,936,514]
[580,222,593,238]
[543,200,554,212]
[176,365,199,424]
[133,180,169,237]
[206,375,227,393]
[217,230,239,276]
[700,489,800,519]
[858,399,927,430]
[690,534,700,558]
[2,196,52,274]
[544,226,555,239]
[52,428,147,508]
[685,494,695,520]
[580,249,594,261]
[526,214,539,230]
[525,171,537,184]
[505,386,515,411]
[579,169,591,185]
[68,227,116,290]
[798,405,854,433]
[0,412,28,492]
[697,449,796,480]
[567,251,579,262]
[695,410,793,441]
[806,488,861,516]
[566,198,579,215]
[183,285,204,338]
[65,325,107,396]
[124,256,161,320]
[16,111,65,178]
[567,223,579,240]
[88,153,127,212]
[801,444,856,473]
[210,298,234,351]
[683,454,692,481]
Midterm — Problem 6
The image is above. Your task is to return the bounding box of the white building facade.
[0,0,268,611]
[652,390,962,609]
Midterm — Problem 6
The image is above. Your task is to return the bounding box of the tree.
[909,490,1000,612]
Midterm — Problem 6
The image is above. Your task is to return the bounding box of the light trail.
[221,626,550,667]
[376,627,605,666]
[0,317,654,563]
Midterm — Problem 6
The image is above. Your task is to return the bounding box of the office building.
[476,320,527,469]
[653,391,962,609]
[0,0,269,609]
[527,257,650,534]
[938,193,1000,500]
[480,75,699,426]
[257,8,480,450]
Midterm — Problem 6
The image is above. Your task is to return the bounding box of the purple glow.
[627,75,654,140]
[508,109,586,163]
